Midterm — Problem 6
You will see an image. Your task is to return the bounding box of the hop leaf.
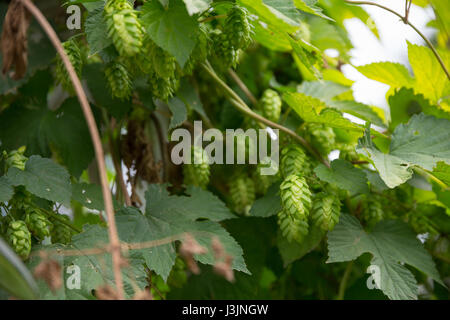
[104,61,132,99]
[6,220,31,260]
[280,144,310,178]
[311,192,341,231]
[229,173,255,215]
[25,209,52,240]
[55,40,83,93]
[183,146,210,189]
[104,0,143,57]
[260,89,282,123]
[50,215,73,245]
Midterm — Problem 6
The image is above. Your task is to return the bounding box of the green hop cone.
[280,174,312,220]
[183,146,210,189]
[252,159,276,195]
[150,44,177,79]
[6,220,31,260]
[260,89,282,123]
[55,39,83,93]
[224,6,252,50]
[105,61,132,100]
[229,173,255,215]
[362,198,384,229]
[338,142,359,162]
[408,213,439,235]
[3,146,28,171]
[50,215,73,245]
[25,209,52,240]
[104,0,143,57]
[184,24,210,75]
[277,209,309,243]
[311,192,341,231]
[280,144,310,178]
[278,174,312,242]
[147,70,179,101]
[211,29,240,69]
[305,123,336,156]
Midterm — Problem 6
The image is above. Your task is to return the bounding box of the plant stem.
[228,69,259,106]
[413,167,449,190]
[201,62,330,167]
[337,261,353,300]
[40,208,82,234]
[345,0,450,80]
[20,0,124,299]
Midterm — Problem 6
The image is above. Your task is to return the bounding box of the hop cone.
[184,24,210,74]
[183,146,210,189]
[229,173,255,215]
[50,215,73,245]
[311,192,341,231]
[224,6,252,50]
[105,61,132,100]
[104,0,143,57]
[305,123,336,156]
[280,144,310,178]
[55,39,82,93]
[260,89,282,123]
[362,198,384,229]
[25,209,52,240]
[6,220,31,260]
[4,146,27,171]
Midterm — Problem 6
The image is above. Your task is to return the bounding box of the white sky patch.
[342,0,436,112]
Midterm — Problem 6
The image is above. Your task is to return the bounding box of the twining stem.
[20,0,124,299]
[40,208,82,234]
[337,261,354,300]
[228,69,259,106]
[345,0,450,80]
[413,167,449,190]
[201,62,330,167]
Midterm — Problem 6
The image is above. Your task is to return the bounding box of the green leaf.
[432,162,450,187]
[277,225,325,266]
[28,225,148,299]
[6,156,72,206]
[327,214,443,300]
[177,79,211,122]
[0,177,14,204]
[283,92,364,132]
[167,97,188,130]
[44,98,95,178]
[117,185,247,280]
[238,0,299,33]
[85,7,112,55]
[293,0,333,21]
[141,0,198,67]
[182,0,211,15]
[264,0,303,23]
[314,159,369,194]
[390,113,450,170]
[288,37,322,79]
[408,41,449,104]
[249,183,281,217]
[0,238,38,300]
[72,183,106,211]
[327,100,386,128]
[357,62,414,88]
[357,126,412,188]
[252,18,292,51]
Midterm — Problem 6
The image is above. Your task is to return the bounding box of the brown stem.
[20,0,124,299]
[228,69,259,106]
[345,0,450,80]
